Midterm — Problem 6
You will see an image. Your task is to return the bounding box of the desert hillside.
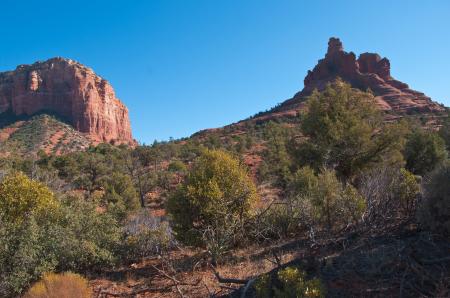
[0,38,449,298]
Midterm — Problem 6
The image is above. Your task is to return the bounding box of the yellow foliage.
[167,149,259,245]
[396,168,420,214]
[254,274,271,298]
[185,149,258,217]
[255,266,325,298]
[275,267,324,298]
[0,172,58,223]
[23,272,92,298]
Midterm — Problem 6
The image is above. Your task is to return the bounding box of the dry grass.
[23,272,92,298]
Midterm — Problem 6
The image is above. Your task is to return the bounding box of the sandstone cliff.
[0,57,133,144]
[272,37,445,116]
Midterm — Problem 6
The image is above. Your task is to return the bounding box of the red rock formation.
[0,57,134,144]
[274,37,445,115]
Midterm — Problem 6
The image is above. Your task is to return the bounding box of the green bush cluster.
[0,173,121,297]
[297,80,407,180]
[254,266,325,298]
[259,121,295,186]
[257,167,366,238]
[418,162,450,235]
[404,129,447,175]
[439,111,450,152]
[168,160,187,173]
[395,168,420,215]
[122,211,175,261]
[0,172,58,223]
[255,82,449,238]
[167,149,258,256]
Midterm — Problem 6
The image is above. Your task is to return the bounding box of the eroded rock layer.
[274,37,445,115]
[0,57,133,144]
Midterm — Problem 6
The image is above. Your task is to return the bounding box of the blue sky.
[1,1,449,143]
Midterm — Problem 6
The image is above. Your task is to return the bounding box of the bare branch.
[210,264,249,284]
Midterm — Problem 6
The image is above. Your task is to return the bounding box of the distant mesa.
[0,57,134,145]
[270,37,445,117]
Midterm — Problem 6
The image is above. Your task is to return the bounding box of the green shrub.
[359,165,424,224]
[0,216,55,297]
[254,266,325,298]
[0,172,58,223]
[168,160,187,173]
[255,167,318,238]
[258,167,365,238]
[298,80,407,179]
[340,184,367,223]
[123,211,175,261]
[288,167,318,198]
[53,196,122,271]
[257,160,271,182]
[102,172,140,221]
[418,162,450,235]
[438,112,450,152]
[404,129,447,175]
[167,149,258,249]
[260,121,294,186]
[306,169,365,230]
[395,168,420,215]
[254,273,271,298]
[257,204,301,239]
[0,193,121,297]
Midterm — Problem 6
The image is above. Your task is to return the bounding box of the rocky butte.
[269,37,446,117]
[0,57,134,145]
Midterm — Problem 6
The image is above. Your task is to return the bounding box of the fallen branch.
[95,284,173,297]
[220,285,239,291]
[150,264,201,298]
[210,264,249,284]
[151,264,181,284]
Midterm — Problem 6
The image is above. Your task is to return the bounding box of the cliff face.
[274,37,445,115]
[0,57,133,144]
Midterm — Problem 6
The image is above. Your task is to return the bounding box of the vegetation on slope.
[0,114,91,156]
[0,81,448,297]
